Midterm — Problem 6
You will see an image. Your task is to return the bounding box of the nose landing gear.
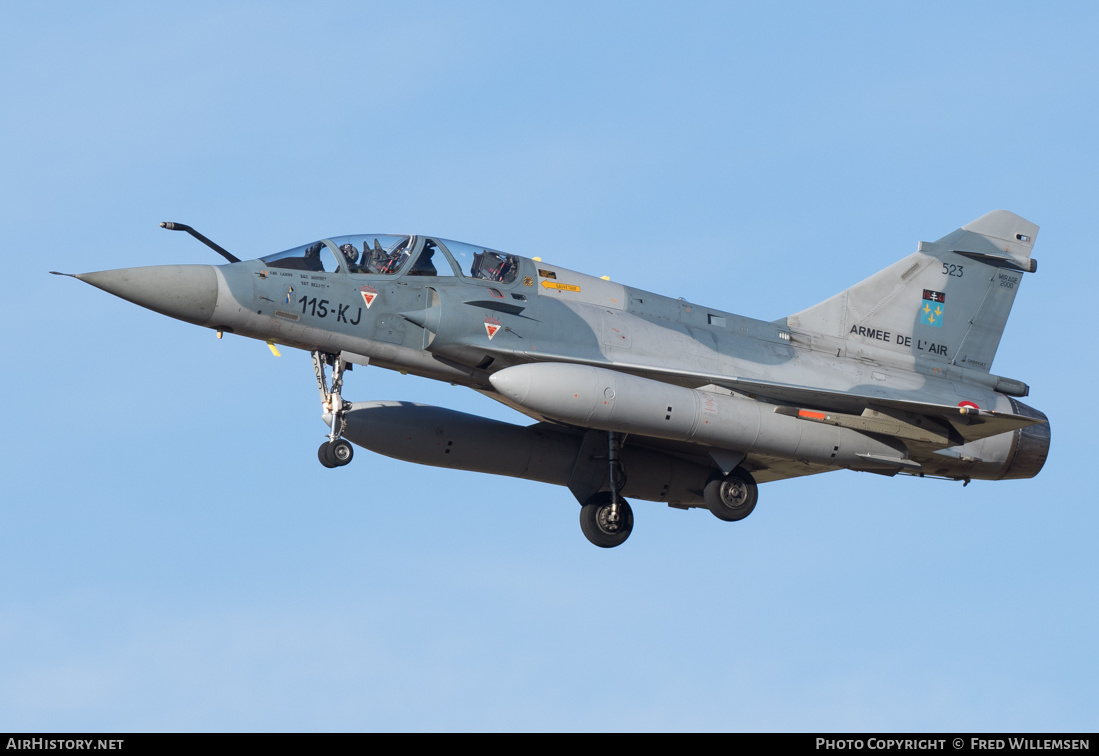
[313,351,355,468]
[318,438,354,468]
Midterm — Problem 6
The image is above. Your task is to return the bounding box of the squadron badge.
[921,289,945,327]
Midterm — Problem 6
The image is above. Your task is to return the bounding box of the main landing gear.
[579,431,634,548]
[313,351,354,468]
[580,493,634,548]
[703,468,758,521]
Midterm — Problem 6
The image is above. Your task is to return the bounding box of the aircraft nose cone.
[76,265,219,326]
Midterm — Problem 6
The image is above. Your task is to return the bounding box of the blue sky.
[2,1,1096,732]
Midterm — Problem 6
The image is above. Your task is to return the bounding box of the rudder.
[784,211,1039,372]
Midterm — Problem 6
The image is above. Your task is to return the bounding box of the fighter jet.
[55,211,1049,547]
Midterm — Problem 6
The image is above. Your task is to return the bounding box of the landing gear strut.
[313,351,354,468]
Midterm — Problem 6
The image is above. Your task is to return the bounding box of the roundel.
[957,401,980,410]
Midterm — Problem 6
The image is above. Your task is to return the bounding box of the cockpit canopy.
[260,235,521,284]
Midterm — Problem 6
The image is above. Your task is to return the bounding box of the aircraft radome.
[54,211,1050,548]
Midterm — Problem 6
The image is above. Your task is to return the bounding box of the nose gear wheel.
[318,438,354,468]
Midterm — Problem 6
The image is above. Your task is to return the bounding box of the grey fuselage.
[73,220,1049,512]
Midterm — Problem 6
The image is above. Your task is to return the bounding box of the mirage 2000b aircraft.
[57,211,1049,547]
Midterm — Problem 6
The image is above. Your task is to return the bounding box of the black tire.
[318,441,337,468]
[579,493,634,548]
[330,438,354,466]
[704,468,758,522]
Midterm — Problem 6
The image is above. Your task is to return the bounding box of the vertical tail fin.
[784,211,1039,372]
